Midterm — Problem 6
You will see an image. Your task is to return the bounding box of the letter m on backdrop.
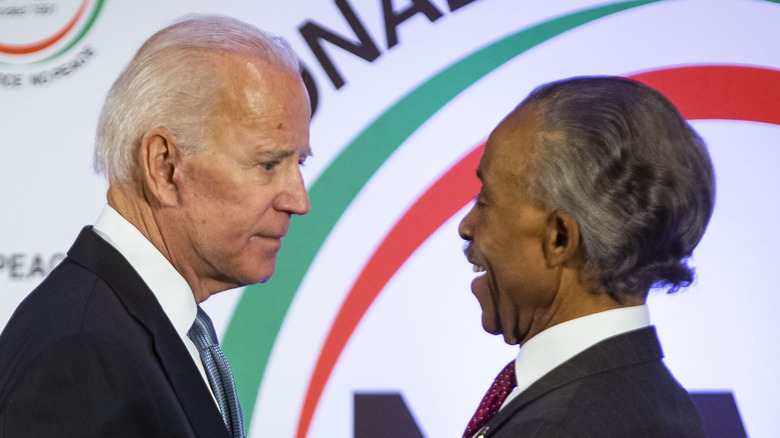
[353,391,747,437]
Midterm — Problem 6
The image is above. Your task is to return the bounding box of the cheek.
[489,241,549,302]
[185,171,245,215]
[180,182,247,243]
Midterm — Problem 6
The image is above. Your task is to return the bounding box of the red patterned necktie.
[463,360,517,438]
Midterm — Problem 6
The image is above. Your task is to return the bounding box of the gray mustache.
[463,243,485,267]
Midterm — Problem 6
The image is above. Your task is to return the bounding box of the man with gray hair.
[0,15,311,437]
[459,76,712,437]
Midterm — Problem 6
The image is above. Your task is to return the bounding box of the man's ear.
[140,127,180,207]
[545,211,581,267]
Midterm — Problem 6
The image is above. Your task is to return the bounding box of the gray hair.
[521,76,715,298]
[94,14,300,183]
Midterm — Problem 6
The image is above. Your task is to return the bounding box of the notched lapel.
[67,227,231,438]
[153,326,232,438]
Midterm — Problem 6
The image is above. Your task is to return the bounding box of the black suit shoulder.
[487,328,705,438]
[0,228,227,438]
[501,361,702,437]
[0,257,173,437]
[1,330,168,437]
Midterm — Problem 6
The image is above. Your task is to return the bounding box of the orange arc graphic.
[0,0,89,55]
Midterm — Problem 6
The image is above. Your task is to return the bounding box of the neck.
[106,182,214,303]
[520,268,646,345]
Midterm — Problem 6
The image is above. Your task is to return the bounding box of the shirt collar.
[92,204,198,339]
[513,305,650,396]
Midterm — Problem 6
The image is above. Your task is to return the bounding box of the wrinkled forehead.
[210,53,306,118]
[204,58,307,141]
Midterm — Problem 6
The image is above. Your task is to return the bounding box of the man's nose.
[277,168,310,215]
[458,207,475,241]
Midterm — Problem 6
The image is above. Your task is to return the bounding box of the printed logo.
[0,0,104,87]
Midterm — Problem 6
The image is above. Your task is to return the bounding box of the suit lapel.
[485,326,664,434]
[68,227,230,438]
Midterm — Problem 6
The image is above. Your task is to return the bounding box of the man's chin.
[480,314,502,337]
[479,311,522,345]
[472,275,500,333]
[250,269,275,285]
[235,261,276,286]
[500,331,521,346]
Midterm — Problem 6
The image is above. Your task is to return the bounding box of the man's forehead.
[207,74,309,142]
[212,55,303,108]
[475,153,505,195]
[477,117,542,187]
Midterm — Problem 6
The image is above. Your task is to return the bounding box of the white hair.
[94,14,300,183]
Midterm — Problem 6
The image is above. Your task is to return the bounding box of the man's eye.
[260,162,278,171]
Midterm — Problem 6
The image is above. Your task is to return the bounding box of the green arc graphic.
[221,0,663,429]
[39,0,105,64]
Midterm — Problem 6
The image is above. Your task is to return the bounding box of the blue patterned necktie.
[188,306,245,438]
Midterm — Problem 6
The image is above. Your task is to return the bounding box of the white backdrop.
[2,1,779,437]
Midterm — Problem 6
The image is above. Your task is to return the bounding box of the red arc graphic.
[0,0,88,55]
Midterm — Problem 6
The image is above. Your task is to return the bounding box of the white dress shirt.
[501,305,651,409]
[92,204,216,404]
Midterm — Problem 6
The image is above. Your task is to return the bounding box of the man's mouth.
[464,243,486,273]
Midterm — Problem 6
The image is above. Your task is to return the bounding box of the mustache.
[463,243,485,266]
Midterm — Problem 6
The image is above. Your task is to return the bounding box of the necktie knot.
[188,307,219,351]
[463,360,517,438]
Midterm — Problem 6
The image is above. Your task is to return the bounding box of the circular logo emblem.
[0,0,104,65]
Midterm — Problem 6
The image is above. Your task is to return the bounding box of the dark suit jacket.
[479,327,705,438]
[0,227,230,437]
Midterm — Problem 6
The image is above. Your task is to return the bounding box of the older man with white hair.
[0,15,311,437]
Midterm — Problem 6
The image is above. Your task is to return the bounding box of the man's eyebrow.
[257,148,310,161]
